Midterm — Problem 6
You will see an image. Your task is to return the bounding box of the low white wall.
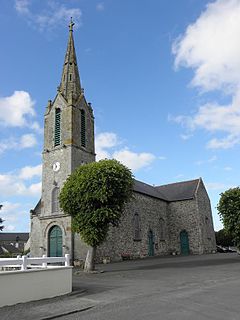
[0,267,72,307]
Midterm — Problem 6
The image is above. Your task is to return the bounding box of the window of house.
[54,108,61,146]
[81,109,86,147]
[52,187,59,213]
[133,213,141,241]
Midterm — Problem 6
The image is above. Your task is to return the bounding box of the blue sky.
[1,0,240,232]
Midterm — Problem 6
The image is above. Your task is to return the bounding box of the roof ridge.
[156,178,200,188]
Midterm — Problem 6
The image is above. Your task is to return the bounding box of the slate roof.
[133,178,200,202]
[0,233,29,242]
[33,199,41,214]
[133,180,167,200]
[155,179,200,201]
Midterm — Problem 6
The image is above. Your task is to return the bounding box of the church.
[30,21,216,263]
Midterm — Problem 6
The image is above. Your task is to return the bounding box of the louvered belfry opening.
[81,109,86,147]
[55,108,61,146]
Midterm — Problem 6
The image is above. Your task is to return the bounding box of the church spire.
[59,18,81,102]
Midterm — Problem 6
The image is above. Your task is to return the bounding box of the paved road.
[70,253,240,320]
[1,253,240,320]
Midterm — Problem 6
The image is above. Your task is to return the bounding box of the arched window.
[133,213,141,241]
[159,218,166,241]
[54,108,61,146]
[52,187,59,213]
[80,109,86,147]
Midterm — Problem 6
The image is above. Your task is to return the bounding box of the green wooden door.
[49,226,63,257]
[180,230,190,255]
[148,230,154,256]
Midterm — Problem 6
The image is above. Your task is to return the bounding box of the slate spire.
[59,18,81,102]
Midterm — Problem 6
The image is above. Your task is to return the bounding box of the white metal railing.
[0,254,70,271]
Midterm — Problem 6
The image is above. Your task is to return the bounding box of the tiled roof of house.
[0,233,29,242]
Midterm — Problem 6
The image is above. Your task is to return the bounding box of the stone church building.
[30,22,216,262]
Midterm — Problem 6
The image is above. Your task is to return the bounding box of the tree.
[0,204,4,231]
[215,229,234,247]
[217,187,240,249]
[59,159,134,271]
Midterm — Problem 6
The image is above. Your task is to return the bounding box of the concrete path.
[1,253,240,320]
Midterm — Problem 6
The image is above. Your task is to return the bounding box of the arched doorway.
[49,225,63,257]
[148,229,154,256]
[180,230,190,255]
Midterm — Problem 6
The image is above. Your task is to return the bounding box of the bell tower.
[30,19,95,258]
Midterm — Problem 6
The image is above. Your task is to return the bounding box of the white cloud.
[0,165,42,197]
[5,225,16,232]
[173,0,240,93]
[0,91,35,127]
[1,202,20,215]
[95,132,119,160]
[0,201,29,232]
[206,182,233,191]
[172,0,240,149]
[195,155,217,165]
[207,134,240,149]
[0,138,16,154]
[0,174,26,196]
[30,121,43,134]
[15,0,82,32]
[96,3,105,11]
[224,166,232,171]
[19,164,42,180]
[3,177,41,197]
[180,134,193,140]
[208,156,217,163]
[19,134,37,148]
[113,149,156,171]
[96,132,119,149]
[15,0,30,15]
[28,182,42,196]
[95,132,156,171]
[158,156,167,160]
[175,174,184,179]
[0,134,37,155]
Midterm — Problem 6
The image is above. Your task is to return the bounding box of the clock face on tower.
[53,161,60,172]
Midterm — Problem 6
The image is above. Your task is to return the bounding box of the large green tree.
[215,229,234,247]
[0,205,4,231]
[217,187,240,249]
[59,159,134,271]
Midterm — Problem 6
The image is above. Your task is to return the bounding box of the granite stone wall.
[167,180,216,255]
[167,199,202,254]
[95,192,169,262]
[196,180,216,253]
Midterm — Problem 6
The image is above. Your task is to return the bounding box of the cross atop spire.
[58,19,81,102]
[69,17,75,32]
